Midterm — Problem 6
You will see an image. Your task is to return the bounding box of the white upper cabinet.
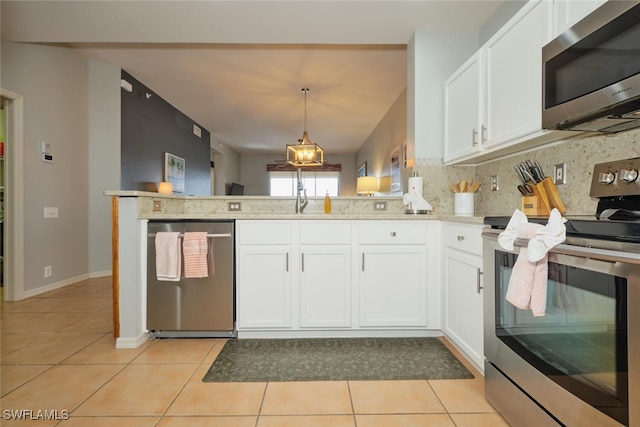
[444,0,580,165]
[483,0,546,148]
[552,0,607,37]
[444,52,483,162]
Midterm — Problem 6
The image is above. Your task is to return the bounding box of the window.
[269,171,340,197]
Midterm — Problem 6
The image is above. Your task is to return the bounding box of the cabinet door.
[484,0,545,147]
[443,249,484,371]
[359,246,427,327]
[553,0,606,37]
[444,52,482,163]
[237,246,292,329]
[299,246,352,328]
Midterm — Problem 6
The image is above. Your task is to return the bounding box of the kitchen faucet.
[295,168,308,213]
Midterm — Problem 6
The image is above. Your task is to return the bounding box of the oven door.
[483,232,639,427]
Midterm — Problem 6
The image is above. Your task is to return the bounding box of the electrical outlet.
[152,200,162,212]
[374,201,387,211]
[44,265,52,278]
[227,202,242,211]
[553,163,567,185]
[490,175,499,191]
[44,207,58,218]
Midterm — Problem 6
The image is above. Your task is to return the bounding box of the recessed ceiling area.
[1,0,506,156]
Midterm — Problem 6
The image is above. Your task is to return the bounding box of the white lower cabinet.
[299,245,352,328]
[237,245,292,328]
[359,246,427,327]
[442,222,484,372]
[236,219,430,335]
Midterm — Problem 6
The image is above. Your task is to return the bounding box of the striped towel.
[155,232,181,281]
[183,232,209,278]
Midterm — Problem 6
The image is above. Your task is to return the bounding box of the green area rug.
[202,337,474,382]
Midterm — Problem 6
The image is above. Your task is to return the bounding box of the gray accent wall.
[120,70,211,196]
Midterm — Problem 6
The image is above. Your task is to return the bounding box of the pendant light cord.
[302,88,309,132]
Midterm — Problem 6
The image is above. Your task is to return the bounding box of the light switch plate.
[152,200,162,212]
[227,202,242,211]
[553,163,567,185]
[44,207,58,218]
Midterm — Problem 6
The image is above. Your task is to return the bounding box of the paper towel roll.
[408,176,423,195]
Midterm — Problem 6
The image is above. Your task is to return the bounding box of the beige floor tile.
[133,338,217,364]
[202,339,228,364]
[62,334,151,364]
[1,364,53,396]
[449,413,510,426]
[1,333,41,357]
[349,380,446,415]
[0,364,123,413]
[2,332,102,365]
[428,379,496,413]
[257,415,355,427]
[58,312,113,334]
[57,416,160,426]
[1,312,46,330]
[355,414,455,427]
[158,417,257,427]
[1,332,103,364]
[166,381,266,416]
[261,381,352,416]
[0,417,59,427]
[74,363,198,416]
[2,312,90,334]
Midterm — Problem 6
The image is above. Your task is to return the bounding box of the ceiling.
[1,1,505,156]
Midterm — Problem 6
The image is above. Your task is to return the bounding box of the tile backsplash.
[414,128,639,217]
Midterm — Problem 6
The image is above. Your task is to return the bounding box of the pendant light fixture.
[286,88,324,167]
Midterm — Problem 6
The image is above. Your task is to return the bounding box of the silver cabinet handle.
[301,253,305,272]
[362,253,365,272]
[390,232,397,237]
[481,124,487,143]
[472,128,478,146]
[457,235,465,241]
[286,252,289,272]
[477,269,483,294]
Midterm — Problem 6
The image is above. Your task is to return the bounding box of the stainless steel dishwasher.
[147,220,235,337]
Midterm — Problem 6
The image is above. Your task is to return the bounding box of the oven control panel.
[590,157,640,198]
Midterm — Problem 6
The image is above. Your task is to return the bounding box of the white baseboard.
[20,271,113,300]
[89,270,112,278]
[116,333,149,349]
[22,273,91,299]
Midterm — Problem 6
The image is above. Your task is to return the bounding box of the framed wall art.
[390,146,401,194]
[164,152,185,193]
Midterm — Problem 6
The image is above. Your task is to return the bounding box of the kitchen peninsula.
[109,192,485,370]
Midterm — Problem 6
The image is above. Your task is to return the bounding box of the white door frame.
[1,88,25,301]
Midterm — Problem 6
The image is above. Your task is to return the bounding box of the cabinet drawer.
[237,220,292,245]
[442,223,483,255]
[358,221,427,245]
[299,221,352,245]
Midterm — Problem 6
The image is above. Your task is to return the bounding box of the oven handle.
[482,231,640,265]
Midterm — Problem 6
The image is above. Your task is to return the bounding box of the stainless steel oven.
[482,157,640,426]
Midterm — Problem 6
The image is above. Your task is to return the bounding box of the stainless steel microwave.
[542,1,640,133]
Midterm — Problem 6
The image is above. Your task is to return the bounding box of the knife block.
[520,177,566,216]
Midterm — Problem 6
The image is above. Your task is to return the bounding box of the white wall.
[2,41,90,292]
[356,88,407,180]
[88,59,120,275]
[408,30,478,162]
[211,133,241,196]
